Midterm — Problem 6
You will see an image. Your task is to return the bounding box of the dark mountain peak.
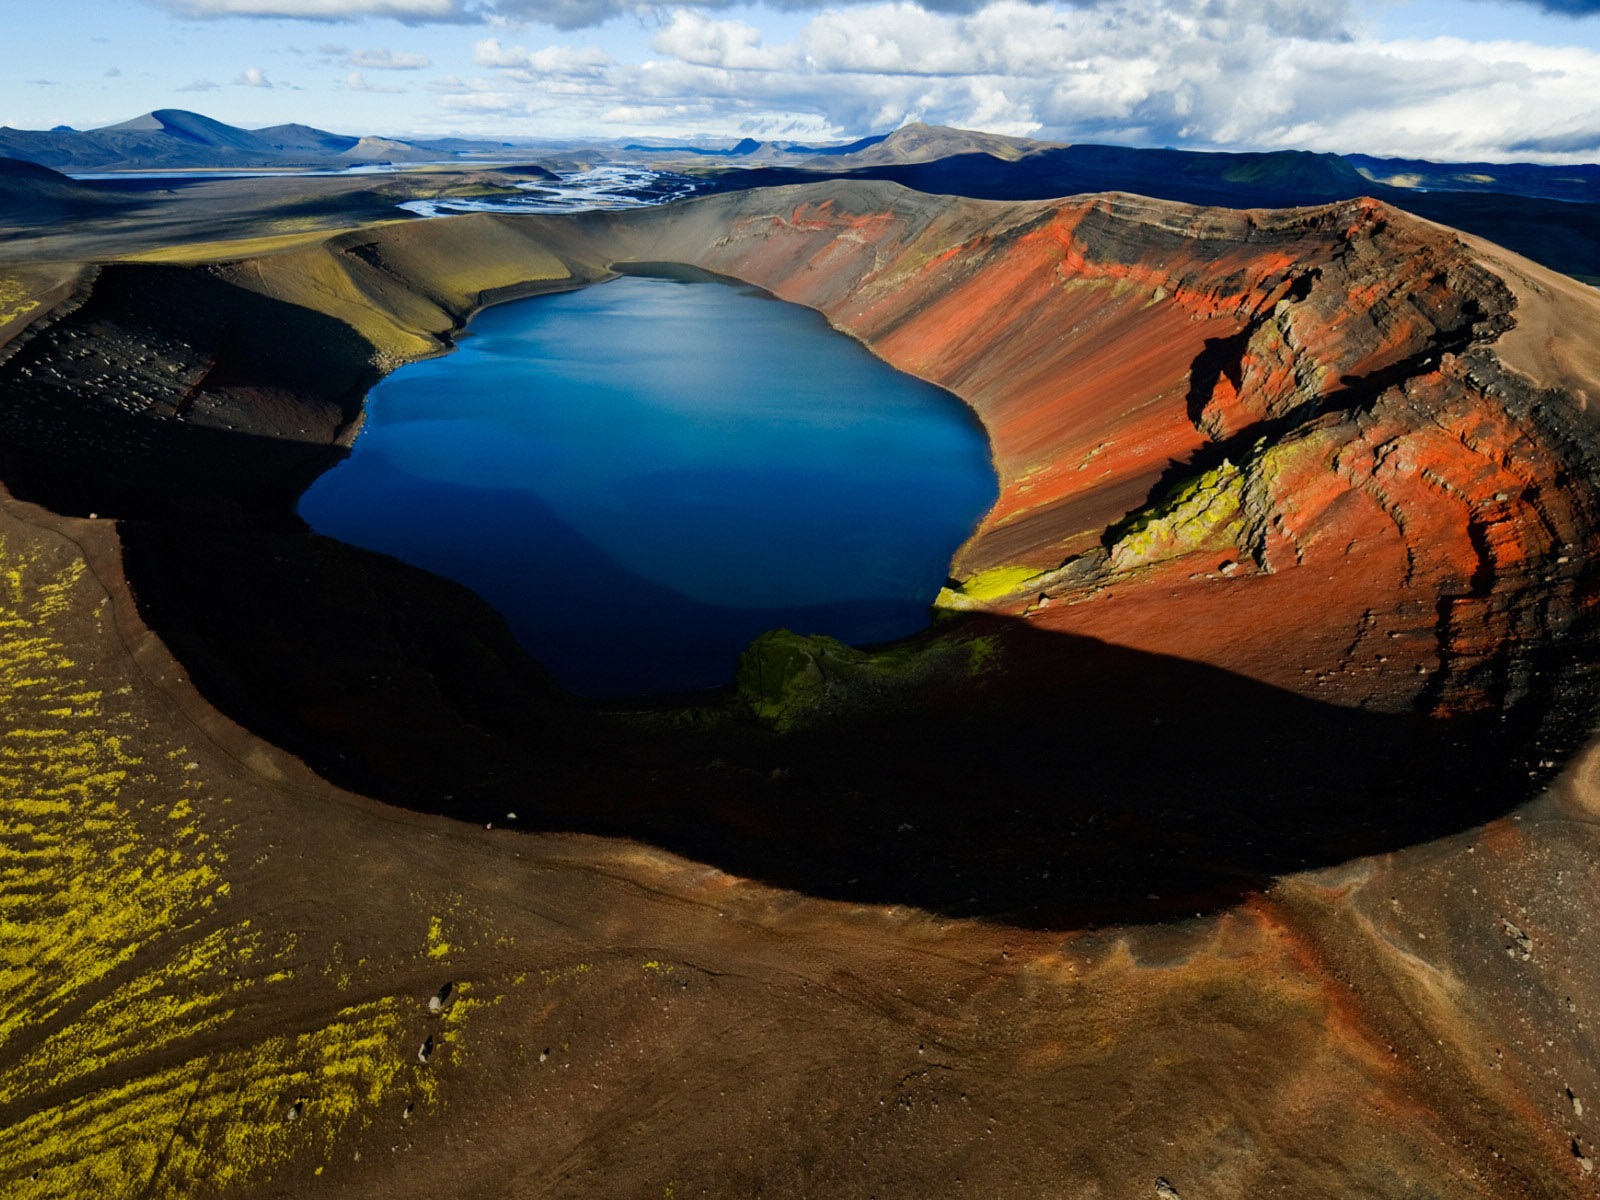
[815,122,1060,167]
[253,122,326,136]
[0,156,74,182]
[816,133,888,156]
[1215,147,1370,191]
[251,122,361,155]
[94,109,260,151]
[0,155,118,222]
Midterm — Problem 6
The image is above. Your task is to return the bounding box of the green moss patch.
[736,627,1001,732]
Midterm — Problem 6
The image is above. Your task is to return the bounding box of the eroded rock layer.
[610,188,1600,718]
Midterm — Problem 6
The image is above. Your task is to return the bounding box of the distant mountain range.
[706,124,1600,207]
[701,125,1600,283]
[0,108,523,171]
[1346,153,1600,205]
[5,109,1597,283]
[7,109,1596,204]
[0,110,1061,173]
[622,132,889,163]
[620,124,1058,166]
[802,122,1063,168]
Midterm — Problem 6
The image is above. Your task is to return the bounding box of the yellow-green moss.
[118,226,387,264]
[426,915,452,960]
[4,996,421,1199]
[1105,460,1247,573]
[540,962,593,987]
[0,545,224,1058]
[736,628,1003,733]
[0,535,468,1197]
[0,277,42,327]
[935,564,1042,609]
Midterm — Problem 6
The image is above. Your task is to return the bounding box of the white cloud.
[150,0,471,20]
[472,36,524,66]
[137,0,1368,28]
[345,69,405,91]
[1247,36,1600,160]
[435,87,546,115]
[488,0,647,30]
[473,36,613,74]
[651,12,792,70]
[599,102,712,123]
[446,0,1600,161]
[144,0,1588,161]
[236,65,275,86]
[132,0,1600,35]
[345,47,432,68]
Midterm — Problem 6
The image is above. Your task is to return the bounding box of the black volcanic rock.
[0,156,121,223]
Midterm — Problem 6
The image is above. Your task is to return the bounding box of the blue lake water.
[298,271,998,697]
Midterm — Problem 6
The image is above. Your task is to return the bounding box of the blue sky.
[6,0,1600,159]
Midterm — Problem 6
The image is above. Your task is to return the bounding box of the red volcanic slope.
[77,183,1597,720]
[607,185,1600,715]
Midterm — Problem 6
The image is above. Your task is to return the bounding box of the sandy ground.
[1463,230,1600,408]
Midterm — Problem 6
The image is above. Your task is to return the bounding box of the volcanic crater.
[11,174,1600,1198]
[2,181,1598,926]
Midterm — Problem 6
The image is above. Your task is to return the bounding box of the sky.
[6,0,1600,160]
